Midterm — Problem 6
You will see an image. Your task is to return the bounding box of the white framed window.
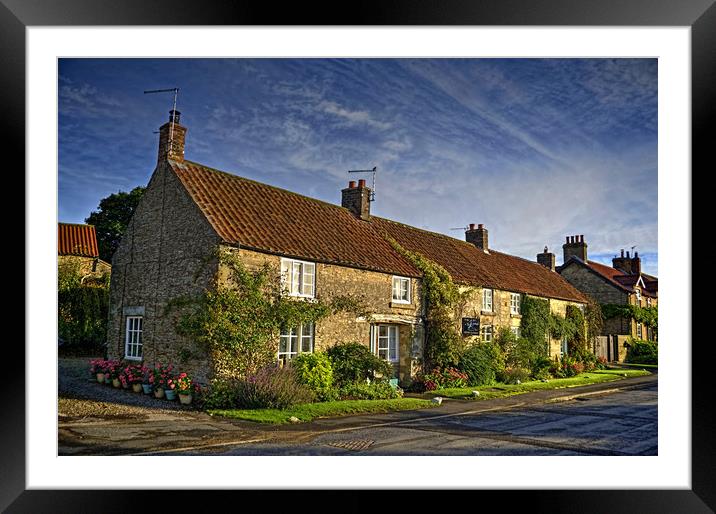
[481,324,493,343]
[637,322,643,339]
[482,288,493,312]
[124,316,143,360]
[280,258,315,298]
[375,324,399,363]
[635,288,641,301]
[561,338,568,359]
[510,326,520,338]
[392,276,411,304]
[278,323,314,364]
[646,297,651,307]
[510,293,521,315]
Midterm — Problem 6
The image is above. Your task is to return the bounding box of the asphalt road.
[173,381,657,456]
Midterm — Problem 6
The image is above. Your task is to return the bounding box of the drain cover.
[326,440,375,451]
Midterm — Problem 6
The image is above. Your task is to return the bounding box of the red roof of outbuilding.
[58,223,99,257]
[169,160,589,303]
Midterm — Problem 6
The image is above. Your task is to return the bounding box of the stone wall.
[106,161,221,383]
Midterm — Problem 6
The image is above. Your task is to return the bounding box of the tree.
[85,186,145,262]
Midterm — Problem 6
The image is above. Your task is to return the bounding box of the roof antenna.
[144,87,180,153]
[449,226,469,232]
[347,166,377,201]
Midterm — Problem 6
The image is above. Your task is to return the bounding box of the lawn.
[428,368,652,400]
[208,398,436,424]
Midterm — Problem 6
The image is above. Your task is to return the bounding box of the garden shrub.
[326,342,393,386]
[499,367,530,384]
[626,338,658,364]
[458,342,503,386]
[339,380,402,400]
[531,356,553,380]
[419,367,468,390]
[290,352,338,401]
[204,365,314,409]
[554,356,584,378]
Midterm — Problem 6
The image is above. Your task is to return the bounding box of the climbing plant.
[584,300,604,343]
[168,248,369,379]
[387,239,470,370]
[519,295,551,357]
[601,304,658,330]
[58,260,110,348]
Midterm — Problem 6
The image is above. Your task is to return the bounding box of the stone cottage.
[556,235,658,361]
[106,111,589,385]
[58,222,111,279]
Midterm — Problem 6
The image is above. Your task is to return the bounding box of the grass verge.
[620,362,658,369]
[208,398,435,424]
[429,368,652,400]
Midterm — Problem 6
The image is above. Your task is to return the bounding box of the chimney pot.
[478,224,484,229]
[358,179,366,188]
[565,236,569,244]
[348,180,356,188]
[469,223,476,230]
[466,223,488,251]
[621,249,625,257]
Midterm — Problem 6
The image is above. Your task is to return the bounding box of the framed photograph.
[7,0,712,510]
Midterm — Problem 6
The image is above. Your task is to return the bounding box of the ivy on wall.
[601,303,658,330]
[58,260,110,347]
[168,248,369,379]
[387,238,471,370]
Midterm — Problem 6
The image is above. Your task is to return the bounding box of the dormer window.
[392,276,411,304]
[280,258,315,298]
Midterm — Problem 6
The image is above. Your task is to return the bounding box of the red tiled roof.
[575,259,657,297]
[58,223,99,257]
[170,160,588,303]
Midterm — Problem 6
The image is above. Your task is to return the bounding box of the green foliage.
[387,239,469,369]
[565,305,586,348]
[326,342,394,386]
[519,296,551,355]
[338,381,402,400]
[499,366,531,385]
[58,260,110,347]
[85,186,145,262]
[602,304,658,330]
[290,352,337,401]
[584,300,604,342]
[458,341,503,386]
[626,338,658,364]
[171,249,365,380]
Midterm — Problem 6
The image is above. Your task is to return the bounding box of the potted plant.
[150,363,174,399]
[104,360,120,387]
[89,358,106,383]
[165,376,177,401]
[142,367,153,394]
[123,364,145,393]
[175,372,195,405]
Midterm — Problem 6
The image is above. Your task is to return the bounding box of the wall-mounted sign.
[462,317,480,335]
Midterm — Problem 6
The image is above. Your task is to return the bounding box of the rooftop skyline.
[58,58,658,274]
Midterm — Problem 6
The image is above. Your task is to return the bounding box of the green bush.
[498,367,530,384]
[290,352,338,401]
[339,380,402,400]
[326,342,394,386]
[203,378,242,409]
[531,356,553,380]
[626,338,658,364]
[458,342,503,386]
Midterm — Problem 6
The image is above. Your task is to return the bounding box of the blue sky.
[58,58,657,275]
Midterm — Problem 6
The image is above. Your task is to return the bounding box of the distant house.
[107,110,589,385]
[556,236,657,361]
[58,222,111,279]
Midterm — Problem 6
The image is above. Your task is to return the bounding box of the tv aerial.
[144,87,180,148]
[347,166,377,201]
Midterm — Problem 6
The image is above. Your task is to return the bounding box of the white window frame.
[481,324,493,343]
[510,326,520,338]
[635,288,641,301]
[278,323,314,364]
[124,316,143,360]
[280,258,316,298]
[510,293,521,315]
[636,322,643,339]
[647,297,652,307]
[392,276,411,304]
[375,324,399,363]
[482,288,493,312]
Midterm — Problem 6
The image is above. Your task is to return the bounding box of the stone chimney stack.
[465,223,489,252]
[562,234,588,263]
[632,251,641,275]
[612,249,634,274]
[158,109,187,163]
[537,246,556,271]
[341,179,371,220]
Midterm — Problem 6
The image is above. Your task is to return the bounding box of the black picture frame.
[5,0,711,511]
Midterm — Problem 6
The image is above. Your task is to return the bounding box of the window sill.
[390,301,414,309]
[481,310,495,315]
[124,356,143,362]
[510,313,522,318]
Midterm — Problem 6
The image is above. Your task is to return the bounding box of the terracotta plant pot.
[112,378,121,388]
[96,373,105,383]
[178,394,192,405]
[165,389,177,401]
[153,388,165,399]
[132,383,143,393]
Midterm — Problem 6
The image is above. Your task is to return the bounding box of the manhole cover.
[326,440,375,452]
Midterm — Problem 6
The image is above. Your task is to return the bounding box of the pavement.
[58,371,657,456]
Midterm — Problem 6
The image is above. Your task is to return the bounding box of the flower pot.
[132,383,143,393]
[105,376,113,385]
[153,388,165,399]
[142,384,152,394]
[165,389,177,401]
[96,373,105,383]
[112,378,121,388]
[178,393,192,405]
